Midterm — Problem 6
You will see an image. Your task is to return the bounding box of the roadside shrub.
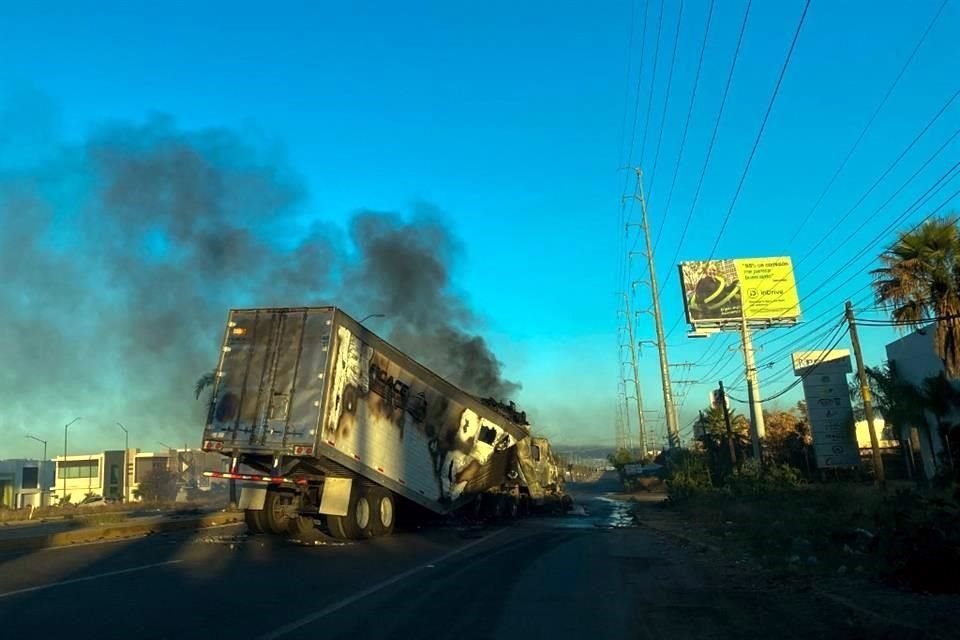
[134,468,179,502]
[664,449,712,502]
[873,489,960,593]
[727,460,803,497]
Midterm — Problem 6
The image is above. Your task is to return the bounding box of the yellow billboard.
[679,256,800,328]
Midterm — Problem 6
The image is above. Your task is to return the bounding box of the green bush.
[664,450,712,502]
[726,460,803,497]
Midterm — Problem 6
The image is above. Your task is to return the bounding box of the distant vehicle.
[77,495,111,508]
[200,307,569,540]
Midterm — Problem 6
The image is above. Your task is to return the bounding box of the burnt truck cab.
[509,436,571,513]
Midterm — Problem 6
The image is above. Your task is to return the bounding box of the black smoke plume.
[0,104,517,448]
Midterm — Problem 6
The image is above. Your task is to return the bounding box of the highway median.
[0,511,243,552]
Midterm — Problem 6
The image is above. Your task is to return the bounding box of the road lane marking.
[257,529,508,640]
[0,560,183,600]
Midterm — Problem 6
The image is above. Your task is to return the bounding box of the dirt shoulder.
[622,486,959,639]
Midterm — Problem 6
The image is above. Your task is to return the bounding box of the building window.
[135,458,169,483]
[21,467,39,489]
[59,460,99,479]
[531,444,541,462]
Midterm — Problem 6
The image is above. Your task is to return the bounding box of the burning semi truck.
[200,306,567,539]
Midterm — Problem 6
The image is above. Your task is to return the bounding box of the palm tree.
[849,362,926,479]
[693,405,750,470]
[920,372,958,472]
[872,216,960,376]
[195,370,216,400]
[694,405,749,441]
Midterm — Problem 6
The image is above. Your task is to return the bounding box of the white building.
[130,451,172,500]
[52,451,127,504]
[885,327,950,479]
[0,460,55,508]
[854,418,899,450]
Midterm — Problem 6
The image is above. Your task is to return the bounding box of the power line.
[742,157,960,358]
[638,0,667,170]
[793,87,960,270]
[675,37,960,347]
[659,0,753,294]
[644,0,685,205]
[726,324,851,404]
[756,160,960,332]
[694,138,960,368]
[787,0,951,244]
[706,0,813,259]
[798,139,960,282]
[736,181,960,384]
[617,0,650,298]
[652,0,715,255]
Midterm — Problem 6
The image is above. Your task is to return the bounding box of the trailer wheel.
[327,486,373,540]
[263,489,295,535]
[244,508,266,534]
[369,488,395,537]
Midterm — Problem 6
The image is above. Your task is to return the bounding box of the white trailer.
[200,307,529,539]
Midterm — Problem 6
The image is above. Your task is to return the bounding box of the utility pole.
[630,168,680,448]
[621,295,648,459]
[117,422,130,502]
[739,316,764,461]
[846,301,886,487]
[717,381,737,471]
[62,417,80,504]
[621,392,636,454]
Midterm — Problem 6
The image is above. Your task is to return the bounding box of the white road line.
[257,528,508,640]
[0,560,183,600]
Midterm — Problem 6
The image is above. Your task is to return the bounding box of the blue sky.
[1,0,958,456]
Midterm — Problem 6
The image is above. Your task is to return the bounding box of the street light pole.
[25,435,47,461]
[117,422,130,502]
[62,417,81,504]
[358,313,385,324]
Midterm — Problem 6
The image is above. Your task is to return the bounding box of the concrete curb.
[0,512,243,552]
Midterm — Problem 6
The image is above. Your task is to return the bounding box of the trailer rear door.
[204,308,334,452]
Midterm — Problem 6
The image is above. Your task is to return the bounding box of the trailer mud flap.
[319,477,352,516]
[238,486,267,511]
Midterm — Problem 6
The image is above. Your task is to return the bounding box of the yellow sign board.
[679,256,800,328]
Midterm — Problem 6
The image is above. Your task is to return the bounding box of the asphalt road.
[0,474,874,639]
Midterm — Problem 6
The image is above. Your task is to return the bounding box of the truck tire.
[369,488,395,537]
[327,486,373,540]
[244,508,266,534]
[263,489,296,535]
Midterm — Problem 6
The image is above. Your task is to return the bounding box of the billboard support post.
[740,315,764,462]
[633,168,681,449]
[845,301,886,488]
